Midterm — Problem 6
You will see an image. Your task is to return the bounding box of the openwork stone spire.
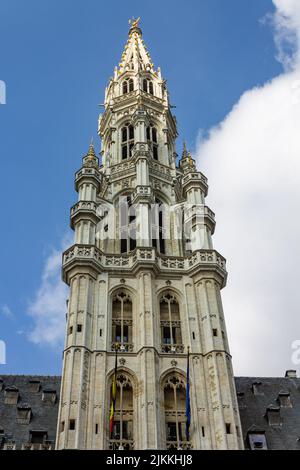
[117,17,157,75]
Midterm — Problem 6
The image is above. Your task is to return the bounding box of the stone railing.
[63,245,226,280]
[112,90,138,105]
[182,171,207,185]
[111,342,134,352]
[149,160,173,182]
[110,160,136,180]
[70,201,97,216]
[184,204,215,221]
[108,439,134,450]
[161,344,185,354]
[166,441,193,450]
[21,442,53,450]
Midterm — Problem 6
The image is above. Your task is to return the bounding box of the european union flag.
[185,347,191,441]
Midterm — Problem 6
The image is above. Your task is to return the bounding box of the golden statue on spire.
[129,17,141,29]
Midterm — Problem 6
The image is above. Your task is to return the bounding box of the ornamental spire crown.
[116,17,158,76]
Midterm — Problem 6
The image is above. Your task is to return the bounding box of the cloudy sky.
[0,0,299,376]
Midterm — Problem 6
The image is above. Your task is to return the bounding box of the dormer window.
[146,125,158,160]
[42,388,57,404]
[251,381,263,396]
[17,404,32,425]
[277,390,292,408]
[121,123,134,160]
[143,78,154,95]
[122,78,134,95]
[248,431,268,450]
[28,380,41,393]
[266,405,281,426]
[4,386,19,405]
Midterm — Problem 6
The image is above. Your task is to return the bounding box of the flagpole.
[109,342,119,443]
[185,346,191,445]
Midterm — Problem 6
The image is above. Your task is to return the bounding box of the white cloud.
[196,0,300,376]
[27,234,72,347]
[1,304,14,319]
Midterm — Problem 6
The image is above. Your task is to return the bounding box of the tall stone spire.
[57,20,244,451]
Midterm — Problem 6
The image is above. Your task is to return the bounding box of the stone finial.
[179,141,196,173]
[128,17,142,36]
[82,138,99,168]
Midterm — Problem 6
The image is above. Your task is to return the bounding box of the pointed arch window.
[111,291,133,352]
[152,198,166,254]
[142,78,154,95]
[160,292,183,354]
[109,372,134,450]
[119,195,136,253]
[163,373,191,450]
[122,78,134,95]
[147,124,158,160]
[121,122,134,160]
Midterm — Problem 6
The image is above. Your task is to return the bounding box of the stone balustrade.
[62,245,226,283]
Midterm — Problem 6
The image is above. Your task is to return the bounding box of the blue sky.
[0,0,289,375]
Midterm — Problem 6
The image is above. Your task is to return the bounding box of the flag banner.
[185,347,191,441]
[109,346,118,436]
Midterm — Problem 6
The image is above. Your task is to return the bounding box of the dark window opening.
[30,431,47,444]
[115,325,129,343]
[202,426,205,437]
[153,145,158,160]
[121,124,134,160]
[149,81,154,95]
[226,423,231,434]
[143,79,148,92]
[68,326,73,335]
[163,327,176,344]
[69,419,76,431]
[95,424,98,435]
[112,421,129,440]
[192,332,195,340]
[77,324,82,333]
[167,422,183,442]
[213,328,218,337]
[122,145,128,160]
[60,421,65,433]
[99,329,102,337]
[121,238,127,254]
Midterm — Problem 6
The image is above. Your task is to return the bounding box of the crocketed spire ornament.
[179,141,196,173]
[82,138,99,167]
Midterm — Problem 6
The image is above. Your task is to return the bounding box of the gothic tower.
[56,18,243,450]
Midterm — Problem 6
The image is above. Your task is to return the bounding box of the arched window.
[151,198,165,254]
[122,78,134,95]
[109,372,134,450]
[142,78,154,95]
[121,123,134,160]
[163,373,190,449]
[159,292,183,353]
[111,291,133,352]
[146,124,158,160]
[119,195,136,253]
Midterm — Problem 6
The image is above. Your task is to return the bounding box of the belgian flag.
[109,346,118,436]
[185,346,191,441]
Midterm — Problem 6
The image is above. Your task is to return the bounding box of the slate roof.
[0,375,61,450]
[235,376,300,450]
[1,374,299,449]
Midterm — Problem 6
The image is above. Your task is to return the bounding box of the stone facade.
[55,19,243,450]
